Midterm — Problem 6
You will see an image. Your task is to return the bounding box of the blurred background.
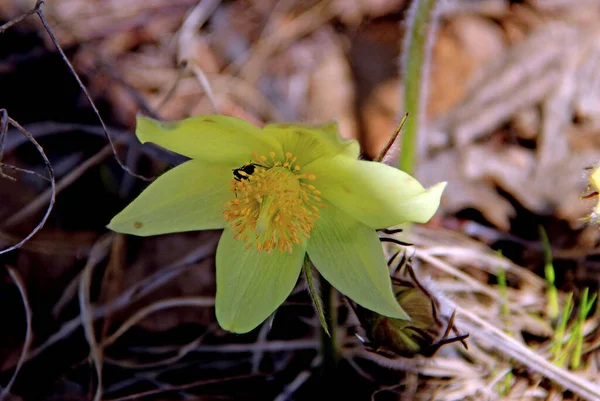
[1,0,600,400]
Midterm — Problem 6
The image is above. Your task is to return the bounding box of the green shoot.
[550,290,597,369]
[496,260,510,322]
[539,226,558,320]
[501,372,514,396]
[493,252,514,396]
[570,288,587,369]
[551,293,573,365]
[569,289,597,369]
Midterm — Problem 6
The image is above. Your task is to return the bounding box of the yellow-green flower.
[108,115,446,333]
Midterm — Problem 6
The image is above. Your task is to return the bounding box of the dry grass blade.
[187,61,219,112]
[0,116,56,255]
[239,0,335,84]
[4,145,111,228]
[54,234,116,317]
[107,374,259,401]
[416,250,503,302]
[251,318,274,374]
[191,339,318,353]
[0,268,33,401]
[102,297,214,347]
[103,331,210,369]
[177,0,221,63]
[79,235,114,401]
[456,306,600,401]
[422,245,546,290]
[25,239,217,362]
[274,356,321,401]
[177,0,220,112]
[209,74,283,120]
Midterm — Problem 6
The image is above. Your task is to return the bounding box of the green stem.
[319,276,338,376]
[400,0,440,174]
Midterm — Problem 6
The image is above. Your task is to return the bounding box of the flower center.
[223,152,324,253]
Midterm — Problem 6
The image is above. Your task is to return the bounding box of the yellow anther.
[223,151,324,253]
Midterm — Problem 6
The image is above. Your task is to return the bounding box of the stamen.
[223,151,324,253]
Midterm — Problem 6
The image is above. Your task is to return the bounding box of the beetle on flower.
[108,115,446,333]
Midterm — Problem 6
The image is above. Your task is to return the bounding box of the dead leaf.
[418,149,516,230]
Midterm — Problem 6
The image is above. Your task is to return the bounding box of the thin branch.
[0,163,50,182]
[0,115,55,255]
[34,3,152,181]
[0,109,9,179]
[0,0,42,33]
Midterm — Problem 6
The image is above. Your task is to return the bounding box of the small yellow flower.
[586,165,600,223]
[108,115,446,333]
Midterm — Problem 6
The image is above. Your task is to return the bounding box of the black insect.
[232,163,262,182]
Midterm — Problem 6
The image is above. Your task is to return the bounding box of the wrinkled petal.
[307,202,408,320]
[108,160,232,236]
[263,121,359,165]
[306,154,446,228]
[216,229,306,333]
[137,115,282,165]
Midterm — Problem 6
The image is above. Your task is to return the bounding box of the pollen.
[223,152,323,253]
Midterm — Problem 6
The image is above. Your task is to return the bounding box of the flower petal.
[306,155,446,228]
[216,229,306,333]
[136,115,282,164]
[307,202,408,320]
[108,160,232,235]
[263,121,359,165]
